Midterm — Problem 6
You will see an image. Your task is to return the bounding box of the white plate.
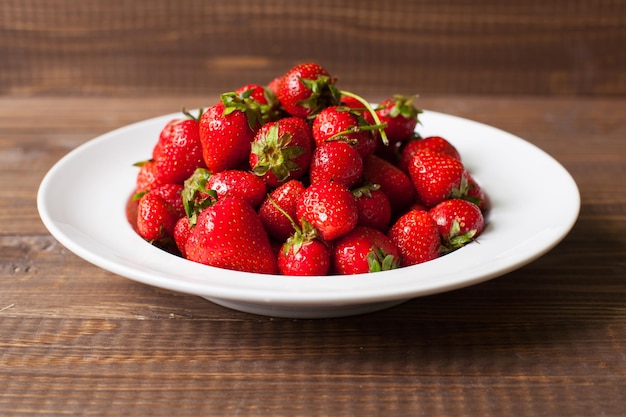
[37,110,580,318]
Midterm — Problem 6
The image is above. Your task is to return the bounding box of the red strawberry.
[388,209,441,266]
[371,95,422,144]
[258,180,306,242]
[352,184,392,232]
[465,173,491,213]
[296,181,358,241]
[309,140,363,188]
[205,169,267,209]
[173,215,192,258]
[277,218,331,276]
[276,62,340,118]
[151,114,205,185]
[152,118,180,160]
[235,83,282,123]
[136,184,185,244]
[312,105,377,157]
[407,148,469,207]
[429,199,485,253]
[135,159,162,194]
[362,154,417,214]
[199,92,263,173]
[250,117,312,188]
[184,196,277,274]
[333,226,401,274]
[398,136,461,173]
[266,76,283,97]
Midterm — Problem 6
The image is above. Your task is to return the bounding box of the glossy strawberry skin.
[173,215,192,258]
[362,154,417,215]
[152,118,205,184]
[206,170,267,209]
[309,141,363,188]
[258,180,306,242]
[312,106,376,158]
[136,184,185,243]
[408,148,468,208]
[388,209,441,267]
[398,136,461,173]
[296,181,358,241]
[278,239,331,276]
[277,62,339,118]
[353,187,392,232]
[184,197,277,274]
[333,226,401,275]
[199,101,259,173]
[249,117,313,188]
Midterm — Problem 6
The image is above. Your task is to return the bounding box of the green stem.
[339,90,389,146]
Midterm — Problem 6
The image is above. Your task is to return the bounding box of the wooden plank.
[1,1,625,96]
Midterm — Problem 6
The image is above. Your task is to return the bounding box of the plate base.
[203,297,409,319]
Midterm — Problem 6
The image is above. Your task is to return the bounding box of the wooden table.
[1,94,625,416]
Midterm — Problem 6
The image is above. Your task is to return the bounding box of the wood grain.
[1,95,625,416]
[1,0,625,96]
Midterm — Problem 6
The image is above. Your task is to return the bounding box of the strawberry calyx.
[283,218,321,256]
[351,183,381,199]
[439,219,478,254]
[379,94,423,122]
[268,196,323,256]
[366,246,401,272]
[251,123,306,182]
[182,168,218,226]
[220,91,264,131]
[238,86,283,123]
[297,75,341,118]
[448,173,483,206]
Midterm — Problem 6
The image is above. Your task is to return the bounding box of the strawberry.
[371,95,422,144]
[277,218,331,276]
[362,154,417,214]
[276,62,340,118]
[429,199,485,253]
[258,180,306,242]
[151,113,205,185]
[199,92,263,173]
[352,184,392,232]
[205,169,267,209]
[266,76,283,97]
[235,83,282,123]
[151,118,180,160]
[388,209,441,266]
[250,117,312,188]
[309,140,363,188]
[407,148,469,207]
[398,136,461,173]
[333,226,401,274]
[135,159,162,194]
[312,105,377,158]
[184,196,277,274]
[465,173,491,213]
[136,183,185,244]
[296,181,358,241]
[173,215,192,258]
[134,112,204,195]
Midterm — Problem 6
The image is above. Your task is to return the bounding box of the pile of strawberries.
[128,62,490,276]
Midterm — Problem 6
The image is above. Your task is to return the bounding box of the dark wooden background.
[2,0,625,98]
